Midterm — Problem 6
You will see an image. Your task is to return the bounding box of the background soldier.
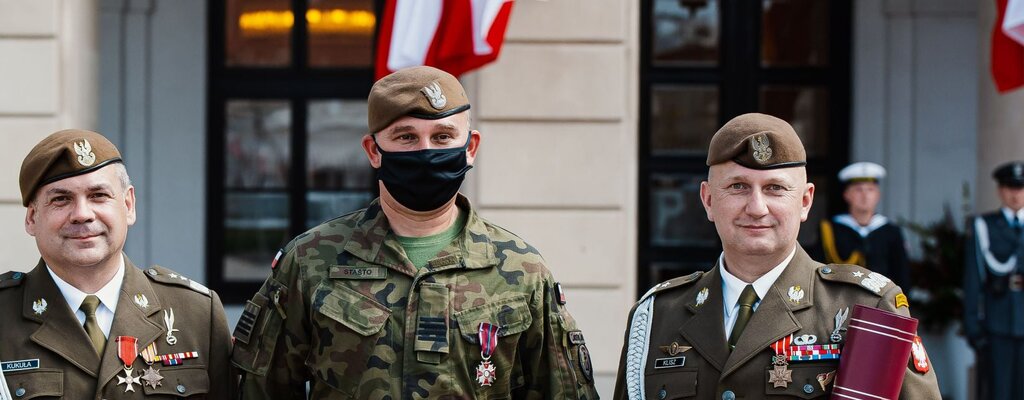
[0,129,233,398]
[231,66,599,399]
[613,113,940,400]
[964,161,1024,399]
[815,162,911,289]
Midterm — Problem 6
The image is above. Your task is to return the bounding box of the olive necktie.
[81,295,106,356]
[728,285,759,350]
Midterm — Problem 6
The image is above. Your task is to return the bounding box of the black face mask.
[374,134,473,212]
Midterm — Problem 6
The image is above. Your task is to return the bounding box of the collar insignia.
[32,298,47,315]
[695,287,709,306]
[134,294,150,309]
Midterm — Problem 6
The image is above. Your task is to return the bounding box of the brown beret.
[367,66,471,134]
[20,129,123,206]
[706,113,806,169]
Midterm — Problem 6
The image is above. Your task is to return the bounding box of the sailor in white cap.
[815,162,911,289]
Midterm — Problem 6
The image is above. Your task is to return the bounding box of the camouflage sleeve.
[876,286,941,400]
[207,290,236,399]
[232,248,311,399]
[512,275,598,399]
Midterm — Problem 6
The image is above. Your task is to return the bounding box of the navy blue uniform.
[964,210,1024,399]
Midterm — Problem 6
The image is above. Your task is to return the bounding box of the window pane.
[226,0,292,67]
[759,86,828,157]
[223,192,290,281]
[650,173,717,247]
[308,0,376,68]
[651,85,719,155]
[307,100,374,190]
[306,191,375,228]
[226,100,292,189]
[762,0,828,67]
[652,0,719,66]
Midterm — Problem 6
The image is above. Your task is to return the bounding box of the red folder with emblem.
[832,305,918,400]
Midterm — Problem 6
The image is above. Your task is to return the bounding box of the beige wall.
[466,0,639,395]
[0,0,99,272]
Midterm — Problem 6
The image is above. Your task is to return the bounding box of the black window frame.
[207,0,383,304]
[637,0,853,296]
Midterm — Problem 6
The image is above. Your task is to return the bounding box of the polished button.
[822,266,832,274]
[177,384,186,394]
[12,272,23,280]
[804,384,815,394]
[658,388,667,399]
[722,390,736,400]
[15,388,25,397]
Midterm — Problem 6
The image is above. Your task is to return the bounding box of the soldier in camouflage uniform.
[232,66,599,399]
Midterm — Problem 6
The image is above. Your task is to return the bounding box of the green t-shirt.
[396,209,467,269]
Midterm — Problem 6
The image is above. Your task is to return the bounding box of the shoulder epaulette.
[144,266,211,296]
[640,271,704,301]
[0,271,26,289]
[817,264,891,296]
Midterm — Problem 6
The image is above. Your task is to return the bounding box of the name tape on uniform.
[330,266,388,280]
[654,356,686,369]
[1,359,39,373]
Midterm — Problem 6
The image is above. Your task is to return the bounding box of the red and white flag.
[375,0,515,79]
[993,0,1024,92]
[1005,0,1024,45]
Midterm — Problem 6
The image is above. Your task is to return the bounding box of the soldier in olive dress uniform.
[613,113,940,400]
[0,129,233,399]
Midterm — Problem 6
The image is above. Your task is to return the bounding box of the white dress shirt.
[720,248,796,340]
[46,257,126,338]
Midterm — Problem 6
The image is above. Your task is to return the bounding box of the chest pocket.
[763,364,836,399]
[645,368,698,399]
[142,365,210,398]
[4,369,62,399]
[454,295,533,396]
[313,282,392,396]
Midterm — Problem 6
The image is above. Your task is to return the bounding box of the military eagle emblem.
[32,298,47,315]
[74,139,96,166]
[750,134,772,164]
[421,81,447,110]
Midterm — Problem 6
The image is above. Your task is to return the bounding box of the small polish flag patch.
[271,249,284,270]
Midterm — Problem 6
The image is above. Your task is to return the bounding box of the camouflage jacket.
[232,195,599,399]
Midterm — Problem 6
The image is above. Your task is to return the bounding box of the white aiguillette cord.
[0,358,12,400]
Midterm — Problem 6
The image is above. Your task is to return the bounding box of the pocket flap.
[645,368,698,399]
[454,295,533,343]
[316,283,391,336]
[142,365,210,397]
[5,369,63,399]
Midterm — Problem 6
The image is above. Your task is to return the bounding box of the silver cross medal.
[164,309,179,346]
[830,307,849,343]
